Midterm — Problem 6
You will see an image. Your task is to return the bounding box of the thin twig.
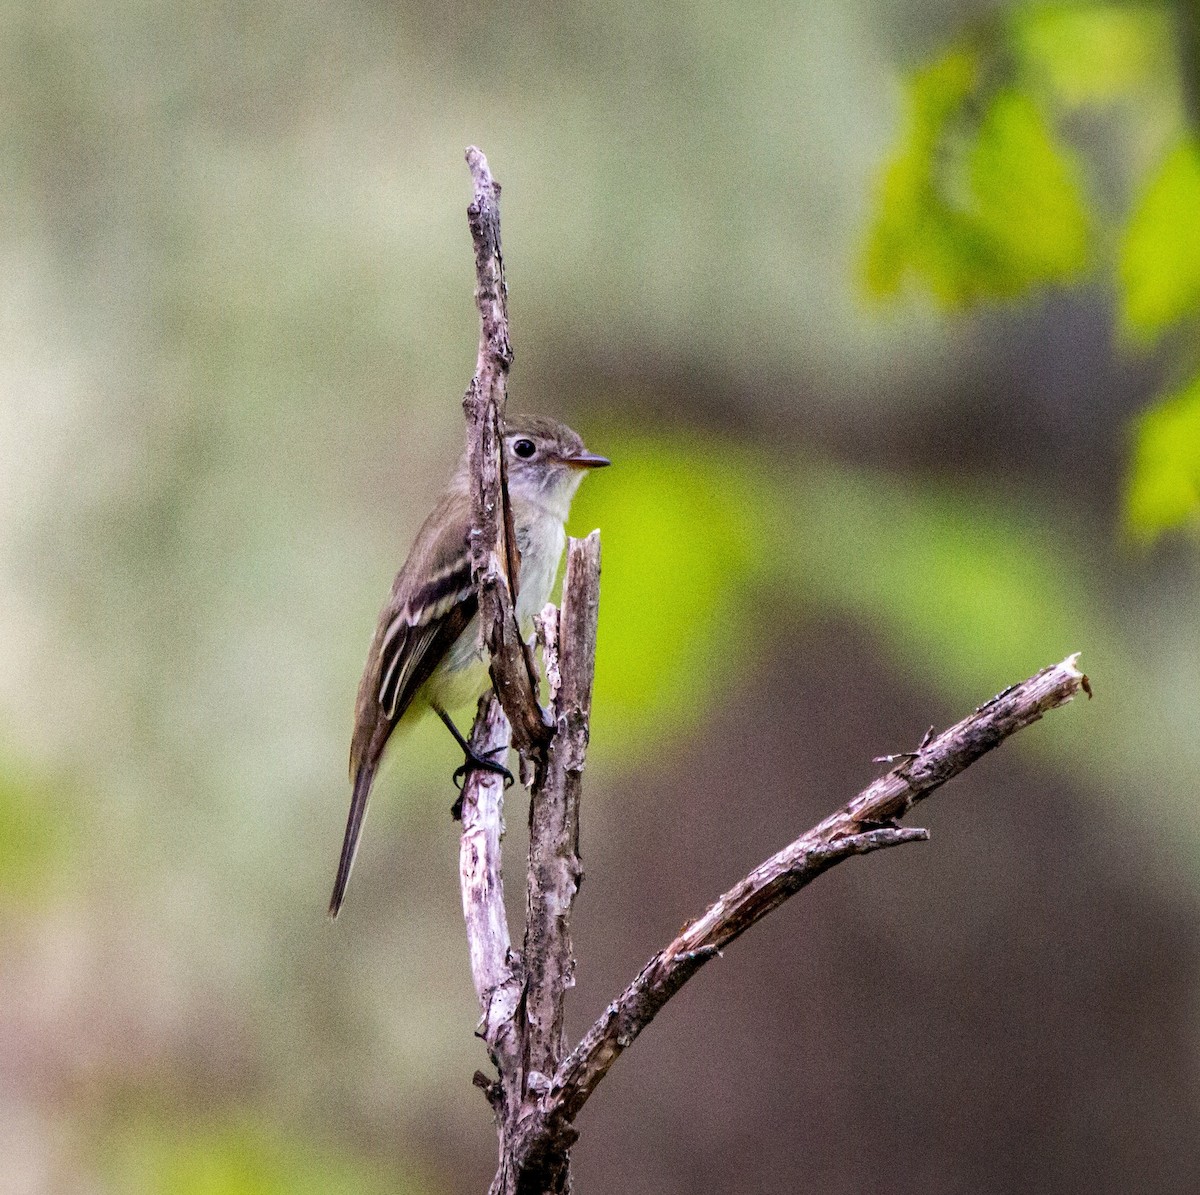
[462,147,552,765]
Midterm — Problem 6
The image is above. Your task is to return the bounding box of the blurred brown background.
[2,1,1199,1192]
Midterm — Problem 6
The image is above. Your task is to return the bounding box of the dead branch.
[527,654,1090,1153]
[453,147,1091,1194]
[459,149,602,1195]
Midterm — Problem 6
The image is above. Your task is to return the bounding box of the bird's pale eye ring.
[512,438,536,459]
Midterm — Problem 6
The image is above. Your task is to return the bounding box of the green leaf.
[863,59,1091,307]
[567,436,765,760]
[1011,3,1173,105]
[1120,141,1200,340]
[863,48,983,303]
[968,90,1091,287]
[1125,376,1200,541]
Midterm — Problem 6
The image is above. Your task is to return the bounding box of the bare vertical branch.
[523,534,602,1088]
[460,147,587,1195]
[458,695,523,1108]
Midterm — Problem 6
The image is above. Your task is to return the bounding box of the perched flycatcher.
[329,415,609,917]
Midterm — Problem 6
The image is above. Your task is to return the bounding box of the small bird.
[329,415,609,917]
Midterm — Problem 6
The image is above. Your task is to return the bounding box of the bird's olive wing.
[377,573,476,718]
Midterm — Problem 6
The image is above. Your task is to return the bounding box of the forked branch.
[453,147,1091,1194]
[540,654,1091,1131]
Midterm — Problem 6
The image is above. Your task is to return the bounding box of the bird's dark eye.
[513,438,536,459]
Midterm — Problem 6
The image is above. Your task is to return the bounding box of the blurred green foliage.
[863,1,1200,542]
[969,90,1090,286]
[1126,375,1200,539]
[784,463,1100,694]
[569,436,766,760]
[0,754,72,904]
[1121,140,1200,339]
[1011,2,1172,105]
[578,433,1112,738]
[864,50,1090,304]
[102,1115,427,1195]
[863,49,981,303]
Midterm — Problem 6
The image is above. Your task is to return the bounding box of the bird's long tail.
[328,762,376,919]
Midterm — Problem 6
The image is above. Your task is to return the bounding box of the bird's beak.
[562,450,611,470]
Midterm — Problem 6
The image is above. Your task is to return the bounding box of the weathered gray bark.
[457,540,600,1195]
[458,148,601,1194]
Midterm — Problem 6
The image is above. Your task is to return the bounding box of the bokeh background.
[4,1,1200,1191]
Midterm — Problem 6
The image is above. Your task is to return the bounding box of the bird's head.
[502,414,610,517]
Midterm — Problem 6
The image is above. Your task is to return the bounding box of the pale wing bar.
[376,557,475,719]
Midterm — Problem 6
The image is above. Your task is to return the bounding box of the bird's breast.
[515,515,566,630]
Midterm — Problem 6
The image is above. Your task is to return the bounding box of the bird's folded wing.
[336,496,480,916]
[348,490,480,784]
[377,553,476,719]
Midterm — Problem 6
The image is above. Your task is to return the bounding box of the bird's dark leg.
[433,703,514,817]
